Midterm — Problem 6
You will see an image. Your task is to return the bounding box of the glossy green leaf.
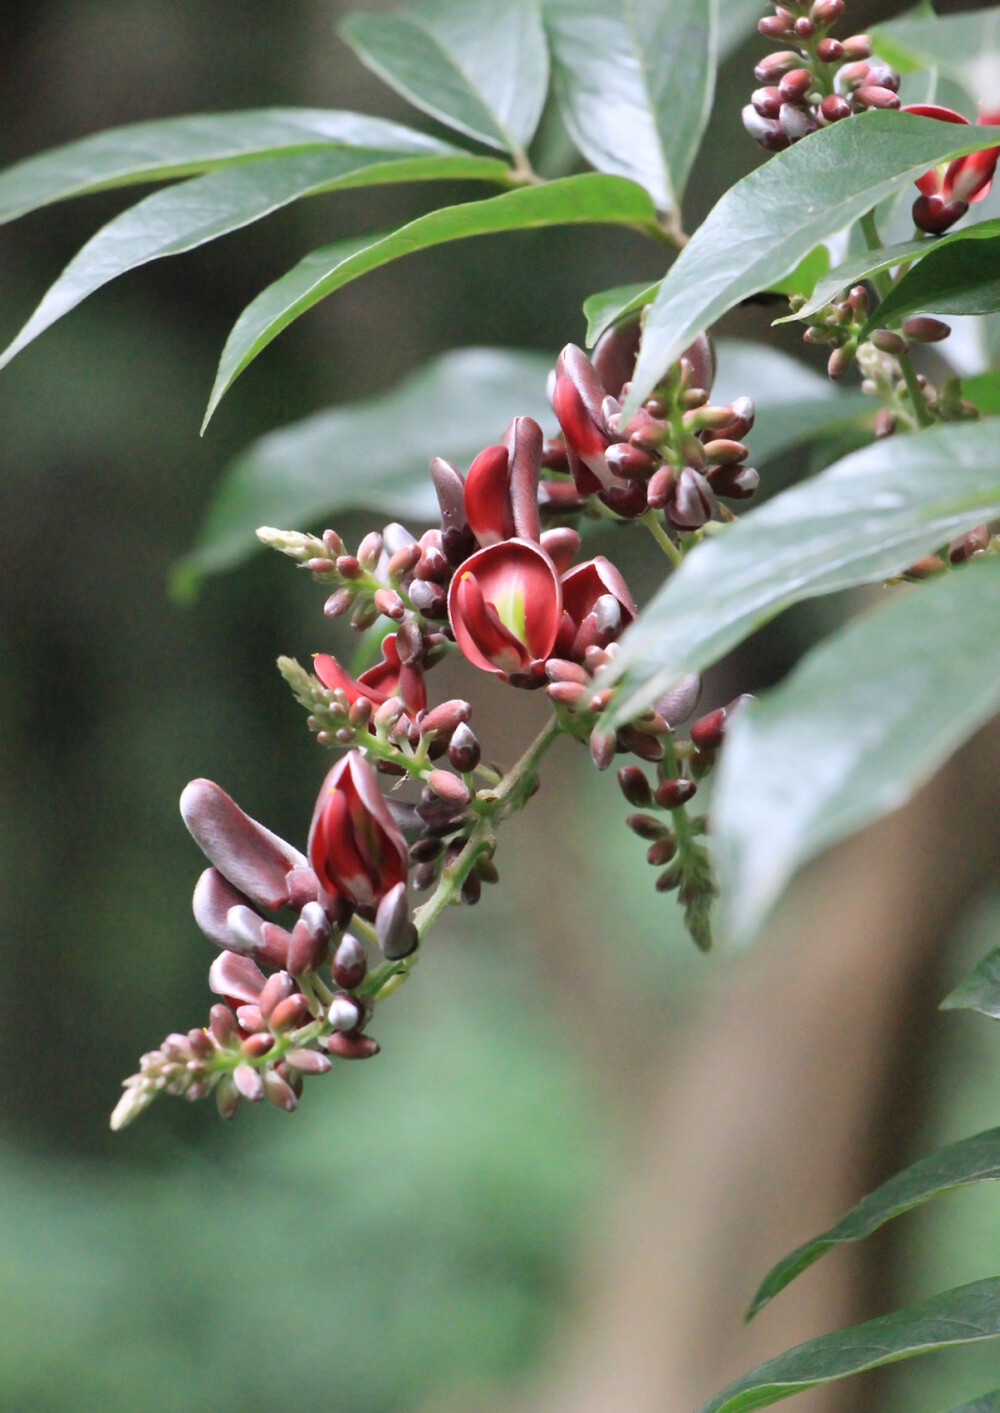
[766,243,831,299]
[748,1124,1000,1317]
[863,233,1000,330]
[0,150,510,373]
[623,112,1000,417]
[583,280,659,346]
[785,220,1000,323]
[203,173,658,428]
[697,1278,1000,1413]
[944,1394,1000,1412]
[0,109,456,226]
[964,370,1000,417]
[713,557,1000,945]
[340,0,547,156]
[598,419,1000,728]
[543,0,717,210]
[873,9,1000,97]
[941,949,1000,1019]
[175,348,554,593]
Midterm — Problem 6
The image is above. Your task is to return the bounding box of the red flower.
[904,103,1000,231]
[308,751,408,910]
[551,344,618,494]
[314,632,426,717]
[448,538,562,677]
[463,416,543,547]
[557,556,637,659]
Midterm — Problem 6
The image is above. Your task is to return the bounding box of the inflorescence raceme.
[111,321,757,1129]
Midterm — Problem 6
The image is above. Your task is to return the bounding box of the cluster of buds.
[745,1,900,151]
[901,103,1000,233]
[114,322,766,1126]
[549,318,759,529]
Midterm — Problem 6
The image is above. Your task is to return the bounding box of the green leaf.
[747,1123,1000,1315]
[623,112,1000,418]
[340,0,548,157]
[718,0,768,62]
[964,370,1000,417]
[203,173,658,428]
[697,1278,1000,1413]
[0,109,457,226]
[863,233,1000,330]
[0,150,511,373]
[174,347,554,593]
[873,8,1000,97]
[543,0,718,210]
[941,949,1000,1019]
[944,1394,1000,1412]
[713,557,1000,945]
[598,419,1000,728]
[766,243,830,299]
[583,280,659,346]
[783,220,1000,323]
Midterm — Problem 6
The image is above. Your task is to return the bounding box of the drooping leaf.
[0,109,457,226]
[862,233,1000,331]
[873,8,1000,99]
[622,112,1000,417]
[340,0,548,156]
[174,348,554,594]
[697,1278,1000,1413]
[0,150,511,373]
[583,280,660,346]
[942,949,1000,1020]
[784,220,1000,323]
[713,557,1000,945]
[203,173,659,427]
[747,1124,1000,1318]
[543,0,717,210]
[598,419,1000,728]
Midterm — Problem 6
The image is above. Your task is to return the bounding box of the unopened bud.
[870,328,909,356]
[812,0,845,22]
[336,554,362,580]
[854,85,900,110]
[373,588,405,620]
[324,589,354,620]
[793,16,815,37]
[742,106,789,151]
[912,194,968,235]
[448,722,481,772]
[655,778,698,809]
[754,50,800,83]
[216,1074,240,1119]
[323,528,346,556]
[590,728,616,771]
[949,526,990,564]
[328,993,364,1032]
[547,681,586,708]
[408,579,448,617]
[426,769,471,805]
[258,970,295,1021]
[669,467,716,530]
[841,34,873,60]
[759,13,792,37]
[751,86,783,119]
[820,93,852,123]
[357,532,383,570]
[647,837,678,867]
[269,993,312,1033]
[627,812,666,841]
[233,1063,264,1102]
[326,1033,380,1060]
[708,463,759,499]
[816,37,844,62]
[901,315,951,343]
[646,465,676,511]
[780,103,819,142]
[827,343,855,380]
[331,933,367,990]
[779,69,813,103]
[241,1032,275,1059]
[690,707,727,751]
[617,766,652,806]
[209,1003,239,1047]
[375,881,419,960]
[263,1069,299,1111]
[420,699,472,738]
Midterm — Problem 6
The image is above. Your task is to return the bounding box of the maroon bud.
[742,105,790,150]
[592,316,643,397]
[866,61,900,91]
[375,881,419,961]
[751,86,783,118]
[427,769,471,805]
[420,699,472,738]
[668,468,717,530]
[326,1033,380,1060]
[646,465,676,511]
[263,1069,299,1111]
[901,315,952,343]
[708,463,759,499]
[854,85,900,110]
[328,993,364,1032]
[812,0,845,22]
[606,443,659,480]
[187,1027,214,1060]
[912,194,968,235]
[820,93,852,123]
[541,437,570,473]
[323,528,346,556]
[284,1047,332,1075]
[617,725,663,762]
[779,68,813,103]
[324,587,353,618]
[331,932,367,990]
[702,438,748,466]
[547,681,586,708]
[793,16,815,37]
[816,37,844,62]
[780,103,820,141]
[539,527,581,575]
[269,993,313,1033]
[441,524,476,566]
[655,778,698,809]
[646,837,678,867]
[827,345,855,380]
[408,579,448,618]
[627,812,666,841]
[461,872,482,906]
[759,14,792,37]
[209,1003,239,1047]
[409,836,443,864]
[600,481,648,518]
[373,587,405,620]
[838,60,871,89]
[241,1032,275,1059]
[416,545,449,582]
[754,50,800,83]
[448,722,481,773]
[590,728,616,771]
[216,1075,240,1119]
[656,866,682,893]
[618,766,652,807]
[871,328,909,356]
[690,707,727,751]
[949,526,990,564]
[874,408,897,439]
[656,674,703,728]
[546,658,589,684]
[429,456,467,535]
[387,544,422,581]
[841,34,873,60]
[287,900,332,974]
[258,971,295,1021]
[233,1063,264,1102]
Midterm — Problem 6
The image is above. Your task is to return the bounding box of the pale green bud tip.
[256,527,323,560]
[109,1079,157,1131]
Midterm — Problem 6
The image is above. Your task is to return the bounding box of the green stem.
[898,352,934,429]
[859,210,893,299]
[641,510,683,566]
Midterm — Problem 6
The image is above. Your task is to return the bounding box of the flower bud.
[447,722,481,773]
[646,465,676,510]
[780,103,819,141]
[209,1003,240,1047]
[647,837,678,867]
[690,707,727,751]
[590,728,616,771]
[420,698,473,739]
[812,0,844,22]
[285,1048,332,1075]
[820,93,852,123]
[331,932,367,990]
[324,587,353,618]
[326,1033,380,1060]
[233,1063,264,1102]
[901,315,951,343]
[269,993,313,1033]
[855,85,900,110]
[263,1069,299,1111]
[627,812,666,841]
[793,16,815,37]
[328,993,364,1032]
[216,1074,240,1119]
[708,463,759,499]
[357,531,383,570]
[816,37,844,62]
[668,468,717,530]
[618,766,652,806]
[779,68,813,103]
[949,526,990,564]
[258,971,296,1021]
[654,778,698,809]
[241,1031,274,1058]
[375,880,419,960]
[308,752,408,909]
[754,50,800,83]
[841,34,873,60]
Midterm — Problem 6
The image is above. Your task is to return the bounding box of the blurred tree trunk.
[503,719,1000,1413]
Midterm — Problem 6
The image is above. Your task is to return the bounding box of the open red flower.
[308,751,408,909]
[313,632,426,717]
[448,538,562,677]
[557,556,637,659]
[463,416,543,547]
[904,103,1000,231]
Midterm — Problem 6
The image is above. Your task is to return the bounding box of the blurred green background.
[3,2,1000,1410]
